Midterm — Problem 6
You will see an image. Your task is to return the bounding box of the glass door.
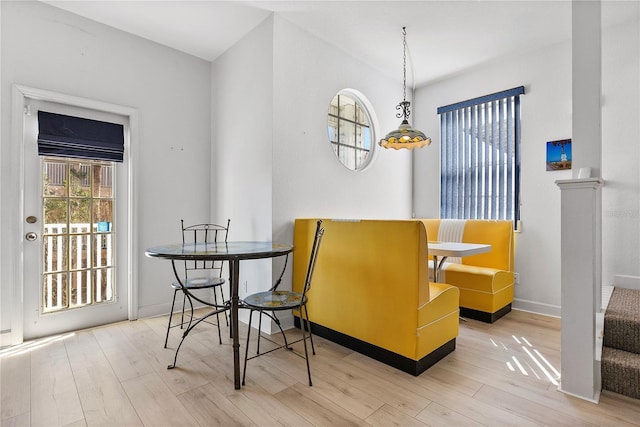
[22,98,129,340]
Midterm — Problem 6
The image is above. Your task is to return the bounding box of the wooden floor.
[1,309,639,426]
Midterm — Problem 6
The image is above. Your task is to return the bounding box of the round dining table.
[145,241,294,390]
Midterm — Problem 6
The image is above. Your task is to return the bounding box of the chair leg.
[168,291,196,369]
[243,307,313,387]
[180,292,187,329]
[242,309,254,386]
[259,311,290,352]
[211,287,223,345]
[256,310,263,354]
[164,289,179,348]
[303,305,315,355]
[300,305,312,386]
[218,285,229,327]
[261,311,290,350]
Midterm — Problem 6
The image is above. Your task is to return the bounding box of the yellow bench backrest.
[293,218,430,358]
[420,219,514,271]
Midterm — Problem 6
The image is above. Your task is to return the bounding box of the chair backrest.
[181,219,230,278]
[269,220,324,294]
[301,219,325,298]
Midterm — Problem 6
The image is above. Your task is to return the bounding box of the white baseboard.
[138,295,216,320]
[0,330,12,348]
[513,277,637,318]
[596,312,604,361]
[513,298,561,318]
[558,384,601,404]
[614,274,640,291]
[138,302,174,319]
[602,284,614,311]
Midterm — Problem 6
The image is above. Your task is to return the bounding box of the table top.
[145,241,294,261]
[428,241,491,258]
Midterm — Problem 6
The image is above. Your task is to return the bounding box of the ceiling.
[41,1,636,87]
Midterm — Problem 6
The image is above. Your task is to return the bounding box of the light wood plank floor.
[2,309,639,426]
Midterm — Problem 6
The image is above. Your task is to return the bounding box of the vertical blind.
[37,111,125,162]
[437,86,524,226]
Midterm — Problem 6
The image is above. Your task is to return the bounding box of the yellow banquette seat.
[420,219,515,323]
[293,218,459,375]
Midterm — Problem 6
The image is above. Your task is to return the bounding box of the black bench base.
[460,303,512,323]
[295,317,455,376]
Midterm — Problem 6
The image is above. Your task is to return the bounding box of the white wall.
[272,15,413,246]
[601,9,640,282]
[0,1,212,332]
[211,15,275,301]
[414,8,640,316]
[211,16,412,326]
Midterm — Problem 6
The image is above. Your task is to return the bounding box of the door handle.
[25,232,38,241]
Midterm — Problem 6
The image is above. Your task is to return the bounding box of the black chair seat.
[243,291,306,310]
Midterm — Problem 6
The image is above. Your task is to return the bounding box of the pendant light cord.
[396,27,411,121]
[402,27,407,104]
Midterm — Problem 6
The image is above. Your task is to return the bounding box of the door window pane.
[42,272,68,313]
[69,162,91,197]
[40,157,116,313]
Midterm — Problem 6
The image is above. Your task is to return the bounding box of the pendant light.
[379,27,431,150]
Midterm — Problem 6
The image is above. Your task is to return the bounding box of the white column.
[556,178,603,402]
[572,0,602,178]
[555,0,604,403]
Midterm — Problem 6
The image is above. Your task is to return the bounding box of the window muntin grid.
[328,91,374,171]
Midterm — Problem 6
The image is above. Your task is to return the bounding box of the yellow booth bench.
[420,219,515,323]
[293,218,460,376]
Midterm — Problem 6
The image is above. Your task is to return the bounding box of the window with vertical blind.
[437,86,524,228]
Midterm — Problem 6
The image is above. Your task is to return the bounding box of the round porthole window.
[327,89,376,171]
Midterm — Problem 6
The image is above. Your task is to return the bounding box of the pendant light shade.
[379,27,431,150]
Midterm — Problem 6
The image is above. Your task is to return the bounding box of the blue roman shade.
[37,111,125,162]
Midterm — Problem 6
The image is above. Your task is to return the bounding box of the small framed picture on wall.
[546,139,572,171]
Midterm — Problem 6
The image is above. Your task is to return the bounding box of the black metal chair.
[241,219,324,386]
[164,219,230,349]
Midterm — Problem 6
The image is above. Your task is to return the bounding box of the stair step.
[601,346,640,400]
[604,287,640,354]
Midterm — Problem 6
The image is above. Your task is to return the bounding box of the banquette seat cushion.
[421,219,515,323]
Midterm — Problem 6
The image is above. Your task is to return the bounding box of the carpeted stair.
[602,287,640,399]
